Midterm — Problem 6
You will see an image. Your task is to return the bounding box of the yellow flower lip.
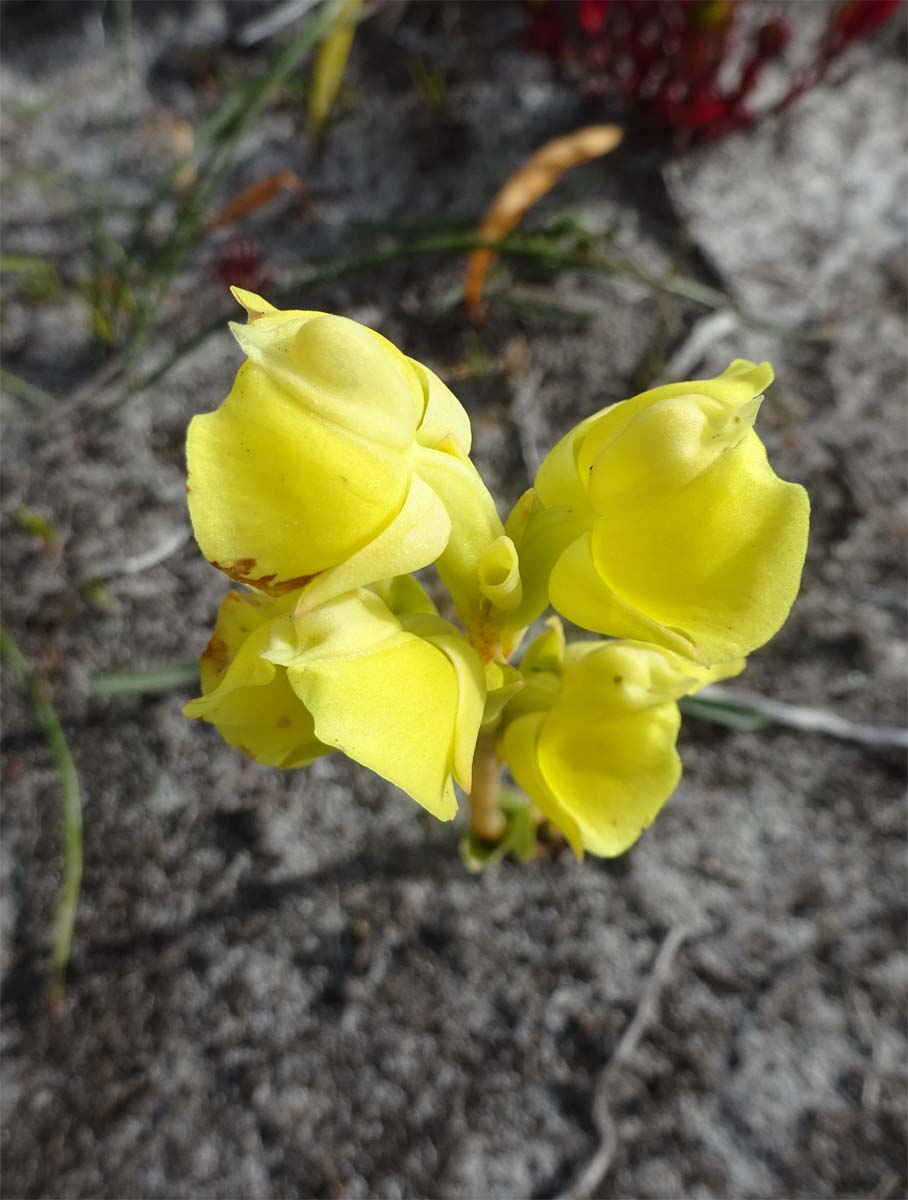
[186,585,487,821]
[496,624,744,858]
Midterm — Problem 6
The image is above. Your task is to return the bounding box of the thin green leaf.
[76,225,833,417]
[0,626,82,1012]
[116,2,338,378]
[679,695,771,733]
[1,368,57,412]
[90,662,199,696]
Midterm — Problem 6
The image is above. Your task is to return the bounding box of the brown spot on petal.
[210,558,315,596]
[265,573,316,596]
[201,634,229,676]
[277,716,292,729]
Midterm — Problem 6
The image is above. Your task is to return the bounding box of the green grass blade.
[116,1,338,379]
[679,695,770,733]
[1,368,57,412]
[90,663,199,696]
[0,626,82,1011]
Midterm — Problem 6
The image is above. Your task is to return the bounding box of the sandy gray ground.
[1,3,906,1198]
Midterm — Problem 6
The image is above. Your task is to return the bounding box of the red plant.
[525,0,901,146]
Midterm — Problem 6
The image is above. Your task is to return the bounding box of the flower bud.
[498,620,743,857]
[511,360,809,664]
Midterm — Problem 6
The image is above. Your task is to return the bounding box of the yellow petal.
[537,703,682,857]
[588,429,810,663]
[560,639,745,717]
[500,713,583,857]
[410,439,505,622]
[519,617,565,675]
[477,535,523,611]
[229,286,278,321]
[575,359,774,480]
[501,638,689,856]
[229,312,422,449]
[549,532,700,659]
[288,633,460,820]
[187,359,410,590]
[410,358,472,454]
[294,474,451,613]
[370,574,439,618]
[586,392,761,510]
[184,591,326,768]
[482,659,525,727]
[506,503,590,630]
[185,664,324,769]
[534,410,602,508]
[284,588,405,665]
[196,588,276,693]
[402,613,485,790]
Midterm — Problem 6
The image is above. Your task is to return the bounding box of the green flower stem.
[0,626,82,1011]
[468,728,506,843]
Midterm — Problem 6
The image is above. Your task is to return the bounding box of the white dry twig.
[700,684,908,751]
[83,525,191,582]
[558,925,693,1200]
[510,366,547,479]
[658,309,740,381]
[237,0,326,46]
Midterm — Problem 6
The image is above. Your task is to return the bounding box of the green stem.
[0,626,83,1012]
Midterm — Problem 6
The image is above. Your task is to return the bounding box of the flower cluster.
[185,288,809,858]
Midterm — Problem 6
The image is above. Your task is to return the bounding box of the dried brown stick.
[464,123,623,322]
[558,925,692,1200]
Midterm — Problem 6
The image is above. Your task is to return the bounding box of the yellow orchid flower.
[508,361,810,665]
[184,583,486,821]
[498,620,743,857]
[184,302,811,869]
[186,289,514,634]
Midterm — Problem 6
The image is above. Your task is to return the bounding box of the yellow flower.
[187,288,505,621]
[498,620,743,857]
[509,361,809,665]
[184,581,485,821]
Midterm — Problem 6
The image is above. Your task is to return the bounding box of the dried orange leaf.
[207,171,307,231]
[465,123,623,322]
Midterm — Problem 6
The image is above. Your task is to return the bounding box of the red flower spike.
[522,0,894,146]
[757,17,791,58]
[578,0,610,35]
[832,0,900,46]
